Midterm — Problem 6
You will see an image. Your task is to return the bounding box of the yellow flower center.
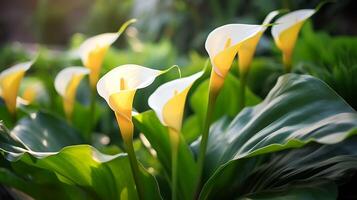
[238,31,263,75]
[63,74,85,120]
[85,46,109,88]
[0,70,25,114]
[162,87,191,132]
[109,78,136,141]
[277,21,304,67]
[210,37,238,94]
[22,85,37,104]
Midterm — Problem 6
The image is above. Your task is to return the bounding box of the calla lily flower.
[148,71,203,200]
[22,85,39,104]
[237,10,279,75]
[79,19,136,88]
[272,9,315,71]
[54,67,90,120]
[148,71,203,132]
[205,11,279,93]
[0,61,33,114]
[97,64,172,199]
[20,79,46,105]
[97,64,167,140]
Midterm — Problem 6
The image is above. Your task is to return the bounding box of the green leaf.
[0,165,89,200]
[293,21,357,110]
[0,112,162,200]
[241,182,337,200]
[195,74,357,199]
[21,145,161,200]
[201,136,357,199]
[185,73,261,141]
[0,167,34,195]
[134,111,198,200]
[12,112,84,152]
[247,57,283,98]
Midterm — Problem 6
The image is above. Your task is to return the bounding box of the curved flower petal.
[206,24,262,92]
[148,71,203,131]
[271,9,315,67]
[262,10,280,26]
[0,61,33,114]
[54,67,89,119]
[205,10,280,93]
[78,33,118,88]
[97,64,165,139]
[20,78,47,105]
[205,24,263,75]
[97,64,162,112]
[79,19,136,88]
[237,10,280,74]
[79,33,119,67]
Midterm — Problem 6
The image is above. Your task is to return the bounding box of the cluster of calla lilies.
[0,8,317,199]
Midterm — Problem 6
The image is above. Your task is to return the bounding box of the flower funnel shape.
[20,78,46,105]
[272,9,315,70]
[148,71,203,132]
[54,67,89,119]
[0,61,33,114]
[237,10,279,74]
[97,64,165,140]
[205,11,277,93]
[79,19,136,88]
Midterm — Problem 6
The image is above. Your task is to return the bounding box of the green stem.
[283,52,292,73]
[169,129,179,200]
[87,88,96,142]
[11,111,17,125]
[124,138,145,200]
[284,63,292,73]
[196,91,217,194]
[239,72,247,111]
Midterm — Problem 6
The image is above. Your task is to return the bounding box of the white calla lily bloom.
[148,71,202,200]
[272,9,315,70]
[54,67,89,119]
[78,33,119,88]
[0,61,33,114]
[79,33,118,67]
[97,64,162,111]
[205,10,279,92]
[78,19,136,88]
[97,64,166,140]
[149,71,203,132]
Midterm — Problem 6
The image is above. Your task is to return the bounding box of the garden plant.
[0,1,357,200]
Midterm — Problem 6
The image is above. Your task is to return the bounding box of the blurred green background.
[0,1,357,199]
[0,0,356,112]
[1,0,356,51]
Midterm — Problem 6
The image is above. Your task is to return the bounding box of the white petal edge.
[262,10,280,27]
[54,67,90,97]
[205,24,263,60]
[148,71,203,126]
[0,61,33,82]
[78,33,119,64]
[97,64,162,106]
[205,10,280,61]
[271,9,315,41]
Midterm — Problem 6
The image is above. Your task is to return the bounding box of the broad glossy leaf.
[185,74,261,141]
[20,145,161,200]
[202,136,357,199]
[0,112,162,200]
[0,120,91,200]
[241,182,337,200]
[134,111,198,200]
[194,74,357,199]
[0,165,89,200]
[11,112,84,153]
